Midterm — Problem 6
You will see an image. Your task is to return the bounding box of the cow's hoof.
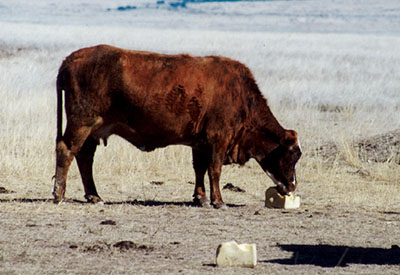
[193,195,211,208]
[212,202,228,210]
[85,195,103,204]
[54,198,73,204]
[53,191,65,204]
[53,198,63,204]
[53,197,62,204]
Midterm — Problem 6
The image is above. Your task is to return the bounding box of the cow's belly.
[91,121,191,151]
[91,122,143,149]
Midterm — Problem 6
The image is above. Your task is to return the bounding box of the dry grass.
[1,30,400,208]
[1,27,400,274]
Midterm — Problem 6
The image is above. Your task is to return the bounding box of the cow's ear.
[280,130,298,147]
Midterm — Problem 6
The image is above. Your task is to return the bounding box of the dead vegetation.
[317,130,400,165]
[1,34,400,274]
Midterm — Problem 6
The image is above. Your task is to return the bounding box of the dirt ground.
[1,173,400,275]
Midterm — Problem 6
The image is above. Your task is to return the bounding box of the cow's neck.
[249,95,286,142]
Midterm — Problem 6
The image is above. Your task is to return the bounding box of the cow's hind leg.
[53,140,74,203]
[76,136,102,203]
[192,148,211,207]
[53,124,93,203]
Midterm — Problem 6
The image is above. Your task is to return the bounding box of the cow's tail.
[56,67,64,143]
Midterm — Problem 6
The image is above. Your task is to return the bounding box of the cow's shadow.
[0,198,245,208]
[0,198,52,203]
[105,200,245,208]
[263,244,400,267]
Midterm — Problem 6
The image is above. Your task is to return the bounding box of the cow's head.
[256,130,302,195]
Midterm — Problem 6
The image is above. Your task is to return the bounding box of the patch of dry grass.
[1,31,400,275]
[1,33,400,210]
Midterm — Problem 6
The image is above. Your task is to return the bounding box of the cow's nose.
[276,184,288,196]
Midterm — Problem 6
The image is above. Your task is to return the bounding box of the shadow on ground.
[264,244,400,267]
[0,198,52,203]
[0,198,245,208]
[105,199,245,208]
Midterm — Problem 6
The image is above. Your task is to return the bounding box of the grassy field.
[1,24,400,274]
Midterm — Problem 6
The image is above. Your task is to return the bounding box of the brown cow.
[53,45,302,209]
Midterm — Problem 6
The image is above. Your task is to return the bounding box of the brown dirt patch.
[1,195,399,274]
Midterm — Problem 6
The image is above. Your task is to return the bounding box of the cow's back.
[118,47,256,135]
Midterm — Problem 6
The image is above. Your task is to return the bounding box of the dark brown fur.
[53,45,301,208]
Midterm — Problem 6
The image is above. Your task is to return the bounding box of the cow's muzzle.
[267,171,297,196]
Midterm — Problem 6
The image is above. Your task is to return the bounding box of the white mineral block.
[216,241,257,268]
[265,187,300,209]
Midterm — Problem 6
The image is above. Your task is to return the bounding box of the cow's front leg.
[208,150,226,209]
[192,148,211,207]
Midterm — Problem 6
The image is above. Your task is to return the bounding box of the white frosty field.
[1,0,400,274]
